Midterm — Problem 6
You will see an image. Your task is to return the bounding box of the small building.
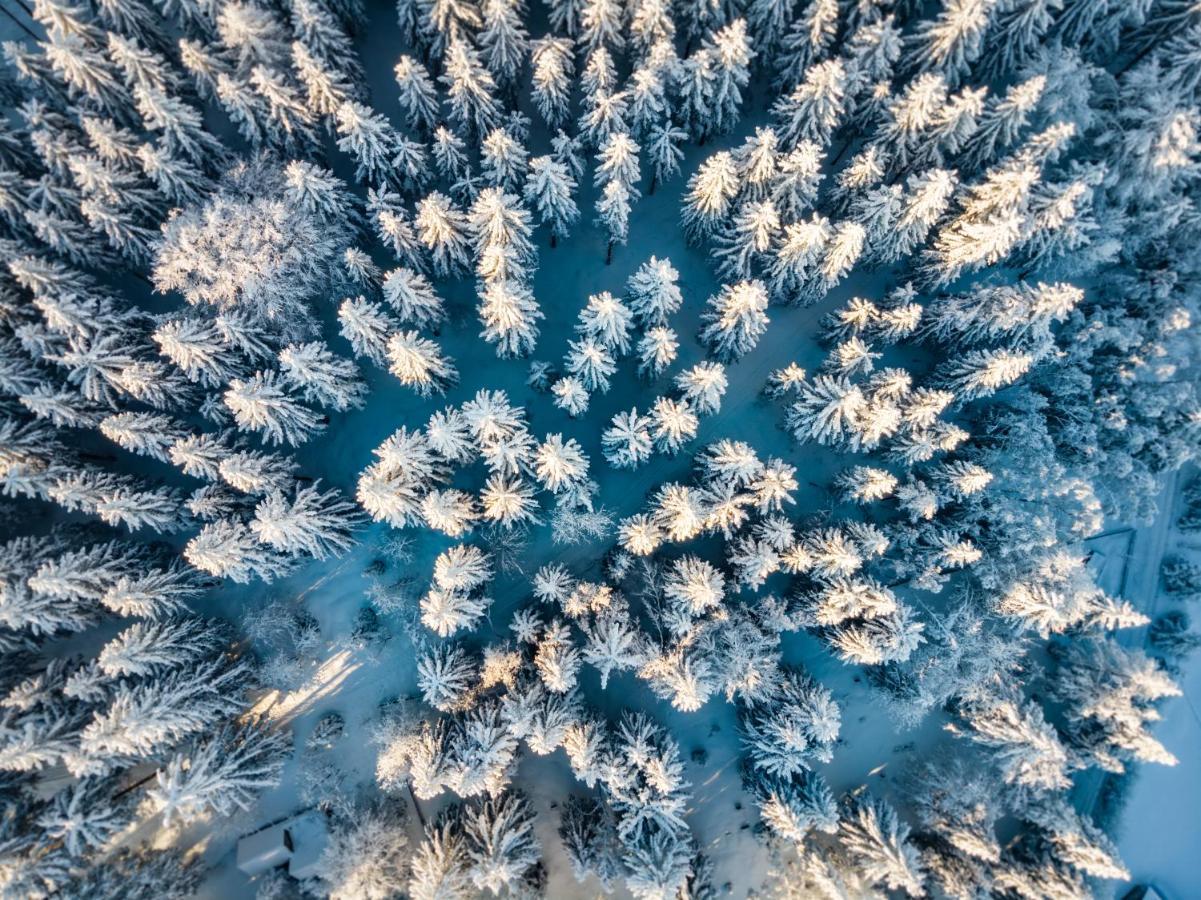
[236,824,293,877]
[286,811,330,881]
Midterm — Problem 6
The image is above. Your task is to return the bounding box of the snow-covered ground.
[1115,651,1201,900]
[1109,469,1201,900]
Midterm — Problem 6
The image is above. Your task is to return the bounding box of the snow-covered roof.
[236,824,292,877]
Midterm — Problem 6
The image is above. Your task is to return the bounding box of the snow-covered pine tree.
[621,823,696,899]
[550,374,589,417]
[576,291,633,356]
[948,689,1073,792]
[773,0,839,90]
[392,54,439,133]
[185,519,295,583]
[836,465,898,503]
[698,280,770,362]
[381,267,447,331]
[418,642,478,712]
[648,396,699,456]
[99,412,187,463]
[422,587,488,639]
[530,36,573,128]
[713,200,780,280]
[771,140,823,219]
[772,58,847,149]
[645,119,687,193]
[524,155,579,247]
[224,371,326,446]
[279,341,368,411]
[750,768,839,847]
[441,38,502,139]
[315,802,413,899]
[559,795,624,889]
[468,187,535,283]
[335,100,403,187]
[636,327,679,380]
[977,1,1057,78]
[250,482,361,560]
[875,168,958,264]
[408,817,472,900]
[766,214,831,304]
[578,0,625,53]
[478,280,543,358]
[904,0,997,86]
[934,347,1036,402]
[480,0,530,90]
[958,73,1044,171]
[675,362,727,416]
[462,790,541,894]
[1049,638,1181,773]
[481,127,529,191]
[595,180,632,264]
[680,151,739,244]
[740,669,840,778]
[78,657,251,770]
[147,721,289,825]
[97,616,227,678]
[838,794,926,897]
[414,192,472,278]
[603,408,654,469]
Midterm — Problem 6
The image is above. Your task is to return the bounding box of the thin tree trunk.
[407,779,427,829]
[0,5,38,39]
[1117,42,1156,76]
[550,233,557,249]
[830,138,853,167]
[605,241,613,265]
[112,770,158,800]
[648,174,658,196]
